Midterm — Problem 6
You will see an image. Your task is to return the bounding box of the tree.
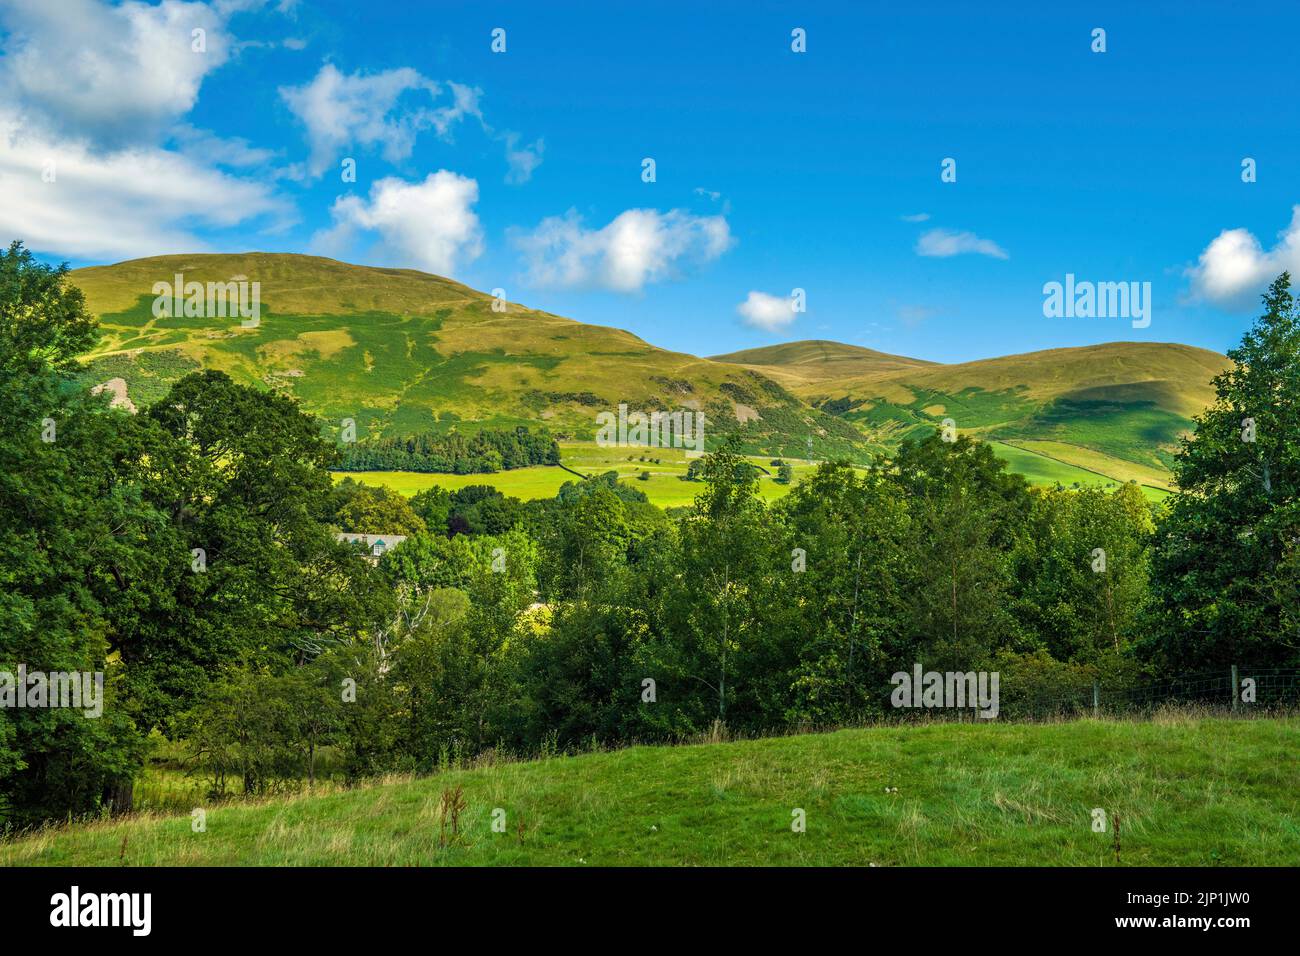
[0,242,149,825]
[669,442,779,723]
[124,370,393,730]
[333,481,426,536]
[1016,484,1152,660]
[536,484,631,603]
[776,462,910,722]
[1146,273,1300,669]
[889,434,1032,670]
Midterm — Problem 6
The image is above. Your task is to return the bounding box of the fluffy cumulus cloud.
[915,228,1008,260]
[280,64,483,178]
[1186,206,1300,309]
[0,0,231,146]
[512,208,733,293]
[314,171,484,275]
[0,117,286,259]
[736,291,798,332]
[0,0,288,261]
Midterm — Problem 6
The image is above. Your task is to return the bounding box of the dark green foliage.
[1146,273,1300,669]
[335,426,559,474]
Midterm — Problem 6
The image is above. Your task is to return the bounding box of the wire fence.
[995,666,1300,722]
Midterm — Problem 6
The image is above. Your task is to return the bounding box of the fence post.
[1231,665,1239,713]
[1092,681,1099,719]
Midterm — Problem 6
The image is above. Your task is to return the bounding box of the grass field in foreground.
[7,717,1297,866]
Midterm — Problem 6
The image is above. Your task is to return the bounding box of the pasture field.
[335,440,1168,507]
[335,442,822,507]
[5,717,1296,867]
[989,442,1171,502]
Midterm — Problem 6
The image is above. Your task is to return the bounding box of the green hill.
[71,254,868,460]
[709,339,937,388]
[70,254,1228,487]
[714,341,1230,488]
[5,718,1296,866]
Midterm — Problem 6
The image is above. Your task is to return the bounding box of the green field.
[336,439,1168,507]
[6,717,1296,866]
[989,442,1170,502]
[335,443,822,507]
[723,340,1231,489]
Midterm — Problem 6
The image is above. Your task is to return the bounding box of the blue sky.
[2,0,1298,363]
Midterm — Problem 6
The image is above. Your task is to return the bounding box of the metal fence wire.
[994,667,1300,721]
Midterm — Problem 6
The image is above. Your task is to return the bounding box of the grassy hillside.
[71,254,1228,487]
[72,254,867,460]
[5,718,1296,866]
[716,340,1229,485]
[709,339,937,388]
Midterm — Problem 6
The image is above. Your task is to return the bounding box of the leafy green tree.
[1147,273,1300,669]
[668,442,781,723]
[125,370,392,730]
[408,485,452,534]
[1016,484,1152,660]
[447,485,523,536]
[536,484,632,603]
[776,462,910,722]
[0,242,152,825]
[890,434,1032,670]
[333,480,426,536]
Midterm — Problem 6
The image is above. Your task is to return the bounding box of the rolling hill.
[712,340,1231,490]
[709,340,937,388]
[71,254,868,460]
[69,254,1229,490]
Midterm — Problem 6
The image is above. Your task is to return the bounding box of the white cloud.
[0,116,288,260]
[0,0,232,146]
[314,171,483,275]
[502,132,544,185]
[900,212,930,222]
[915,228,1008,260]
[171,123,278,168]
[0,0,290,261]
[280,64,541,185]
[280,64,483,178]
[1186,206,1300,308]
[737,291,798,332]
[512,208,733,293]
